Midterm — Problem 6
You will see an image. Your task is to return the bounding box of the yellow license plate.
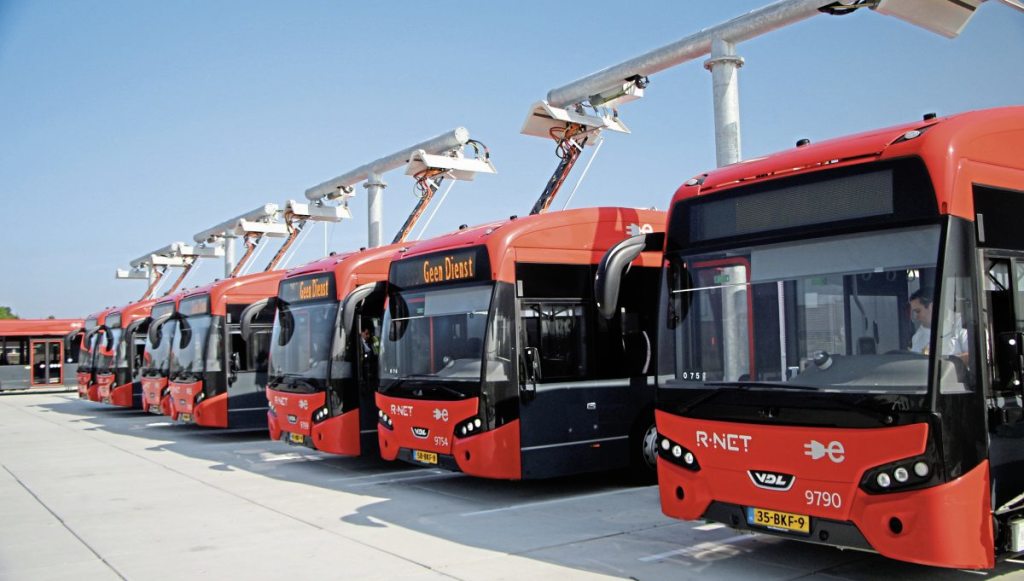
[413,450,438,464]
[179,413,191,422]
[288,432,304,444]
[747,507,810,534]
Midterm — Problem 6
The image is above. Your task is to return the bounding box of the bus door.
[973,184,1024,514]
[30,340,63,386]
[227,303,274,427]
[518,299,604,475]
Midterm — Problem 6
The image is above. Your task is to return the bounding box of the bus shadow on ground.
[34,395,1024,581]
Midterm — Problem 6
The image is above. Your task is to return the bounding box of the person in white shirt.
[909,287,968,358]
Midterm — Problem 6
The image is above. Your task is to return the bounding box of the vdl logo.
[748,470,795,491]
[412,427,429,439]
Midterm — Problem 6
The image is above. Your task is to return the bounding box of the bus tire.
[629,409,658,484]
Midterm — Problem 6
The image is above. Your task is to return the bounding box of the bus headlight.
[860,454,937,494]
[657,435,700,471]
[195,391,205,404]
[312,406,329,423]
[455,417,484,438]
[377,409,393,430]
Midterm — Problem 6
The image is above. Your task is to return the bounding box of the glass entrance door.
[30,340,63,386]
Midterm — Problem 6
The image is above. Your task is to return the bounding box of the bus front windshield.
[662,226,945,395]
[143,319,177,378]
[380,284,493,397]
[169,314,213,383]
[78,331,97,373]
[95,328,122,374]
[268,299,339,391]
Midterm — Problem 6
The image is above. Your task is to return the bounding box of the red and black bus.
[655,107,1024,569]
[77,308,116,402]
[255,245,406,456]
[141,296,180,416]
[0,319,83,391]
[96,299,155,408]
[167,270,282,428]
[376,207,665,480]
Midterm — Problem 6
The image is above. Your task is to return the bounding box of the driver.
[909,287,968,358]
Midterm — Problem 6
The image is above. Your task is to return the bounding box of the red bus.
[96,299,156,408]
[0,319,83,391]
[167,270,283,428]
[256,245,407,455]
[77,308,116,401]
[655,107,1024,569]
[376,207,665,480]
[141,296,180,416]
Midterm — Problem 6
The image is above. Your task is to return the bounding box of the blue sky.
[1,1,1022,319]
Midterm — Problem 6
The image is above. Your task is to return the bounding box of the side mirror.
[595,232,664,320]
[342,283,380,336]
[147,313,173,346]
[240,297,276,344]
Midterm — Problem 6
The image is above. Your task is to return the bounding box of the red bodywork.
[377,207,665,479]
[265,245,401,455]
[659,107,1024,569]
[142,377,171,416]
[169,380,203,423]
[80,308,117,402]
[101,298,156,408]
[376,393,521,479]
[656,413,993,569]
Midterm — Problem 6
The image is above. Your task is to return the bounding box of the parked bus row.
[69,107,1024,570]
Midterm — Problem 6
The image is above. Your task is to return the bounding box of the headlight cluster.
[161,386,170,398]
[378,409,393,429]
[657,434,700,471]
[455,417,484,438]
[860,455,935,494]
[312,406,329,423]
[195,391,205,404]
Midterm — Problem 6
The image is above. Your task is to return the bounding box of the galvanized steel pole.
[706,38,744,167]
[365,172,387,249]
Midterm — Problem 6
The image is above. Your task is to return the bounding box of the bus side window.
[521,302,588,381]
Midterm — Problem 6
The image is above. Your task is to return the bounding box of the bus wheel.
[630,412,658,484]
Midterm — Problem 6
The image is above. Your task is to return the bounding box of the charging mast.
[192,204,290,278]
[529,0,1022,169]
[304,128,495,249]
[116,241,224,300]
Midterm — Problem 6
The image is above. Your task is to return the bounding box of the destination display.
[279,274,335,303]
[179,295,210,316]
[151,302,176,319]
[105,313,122,329]
[390,246,491,289]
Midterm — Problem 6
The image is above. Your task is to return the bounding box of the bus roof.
[281,243,417,301]
[395,206,666,283]
[674,106,1024,220]
[177,269,286,315]
[0,319,84,337]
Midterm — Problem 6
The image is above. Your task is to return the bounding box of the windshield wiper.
[704,380,820,391]
[682,381,819,413]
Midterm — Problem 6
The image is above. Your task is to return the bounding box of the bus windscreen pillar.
[705,37,744,167]
[365,172,387,248]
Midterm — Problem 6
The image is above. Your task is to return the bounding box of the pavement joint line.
[506,521,681,561]
[459,486,648,517]
[10,395,468,581]
[1,463,128,580]
[348,470,462,488]
[326,468,437,483]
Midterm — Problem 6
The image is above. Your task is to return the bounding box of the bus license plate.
[288,432,304,444]
[413,450,438,465]
[149,405,161,414]
[179,413,191,422]
[746,507,810,534]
